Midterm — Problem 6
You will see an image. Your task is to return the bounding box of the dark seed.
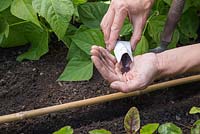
[121,53,132,73]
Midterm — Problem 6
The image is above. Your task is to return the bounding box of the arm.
[91,44,200,92]
[157,44,200,79]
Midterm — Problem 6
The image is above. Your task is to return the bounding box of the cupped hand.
[101,0,154,51]
[91,46,159,93]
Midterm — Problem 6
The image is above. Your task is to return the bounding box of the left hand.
[91,46,160,92]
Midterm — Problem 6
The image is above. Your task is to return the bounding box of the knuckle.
[111,23,120,32]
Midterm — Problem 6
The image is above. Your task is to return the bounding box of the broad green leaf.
[163,0,191,13]
[73,0,87,5]
[78,2,109,28]
[71,29,105,55]
[53,126,73,134]
[0,16,9,44]
[89,129,112,134]
[152,0,169,15]
[0,0,12,12]
[158,123,182,134]
[58,57,93,81]
[178,8,199,40]
[67,41,87,60]
[148,15,179,49]
[140,123,159,134]
[62,24,78,48]
[148,15,166,44]
[11,0,41,27]
[189,107,200,114]
[32,0,74,39]
[191,120,200,134]
[17,23,49,61]
[162,0,171,6]
[167,29,179,49]
[120,19,132,36]
[0,9,28,48]
[124,107,140,134]
[134,36,149,56]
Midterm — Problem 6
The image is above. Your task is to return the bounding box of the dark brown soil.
[0,43,200,134]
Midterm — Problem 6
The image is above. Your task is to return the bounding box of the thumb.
[110,81,129,93]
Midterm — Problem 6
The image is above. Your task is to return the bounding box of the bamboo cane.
[0,74,200,124]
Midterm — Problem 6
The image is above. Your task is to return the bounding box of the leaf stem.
[9,21,29,27]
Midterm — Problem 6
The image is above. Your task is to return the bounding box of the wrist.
[155,52,168,80]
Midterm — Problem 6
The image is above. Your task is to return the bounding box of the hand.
[90,45,125,83]
[100,0,154,51]
[91,46,159,93]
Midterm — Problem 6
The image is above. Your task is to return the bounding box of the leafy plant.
[53,106,200,134]
[189,107,200,114]
[89,129,112,134]
[191,120,200,134]
[124,107,140,134]
[140,123,159,134]
[53,126,73,134]
[0,0,199,81]
[158,123,182,134]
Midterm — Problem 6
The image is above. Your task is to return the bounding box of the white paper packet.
[114,41,133,63]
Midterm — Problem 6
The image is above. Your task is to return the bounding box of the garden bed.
[0,43,200,134]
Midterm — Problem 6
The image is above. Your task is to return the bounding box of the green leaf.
[78,2,109,28]
[148,15,179,49]
[62,24,78,48]
[148,15,166,44]
[158,123,182,134]
[53,126,73,134]
[134,36,149,56]
[0,9,28,48]
[0,16,9,44]
[191,120,200,134]
[67,41,85,60]
[189,107,200,114]
[11,0,41,27]
[32,0,74,39]
[73,0,87,5]
[178,8,199,40]
[162,0,171,6]
[0,0,12,12]
[140,123,159,134]
[89,129,112,134]
[120,19,132,36]
[17,23,49,61]
[124,107,140,134]
[58,57,93,81]
[71,29,105,55]
[167,29,179,49]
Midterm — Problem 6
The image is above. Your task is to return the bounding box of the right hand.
[101,0,154,51]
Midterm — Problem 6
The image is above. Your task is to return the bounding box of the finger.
[110,80,141,93]
[95,47,116,72]
[98,46,117,63]
[92,56,118,83]
[130,16,147,50]
[91,46,99,57]
[110,81,130,93]
[115,63,123,81]
[108,10,127,51]
[101,5,115,45]
[91,46,116,73]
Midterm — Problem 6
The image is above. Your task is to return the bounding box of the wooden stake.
[0,74,200,124]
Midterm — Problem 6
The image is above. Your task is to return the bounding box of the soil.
[0,43,200,134]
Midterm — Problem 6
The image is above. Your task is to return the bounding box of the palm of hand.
[91,46,159,92]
